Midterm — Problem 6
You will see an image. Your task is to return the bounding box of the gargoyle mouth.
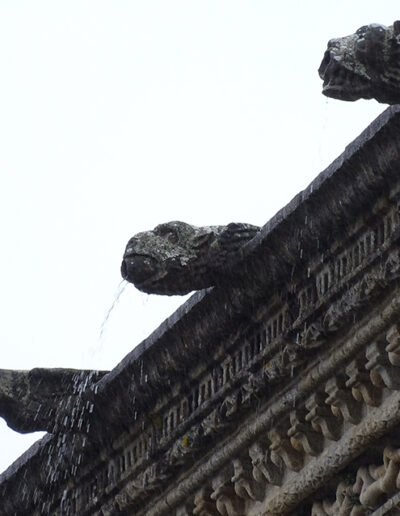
[121,254,160,285]
[318,50,371,101]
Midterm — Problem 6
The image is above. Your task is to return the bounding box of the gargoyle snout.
[121,259,128,279]
[318,49,333,79]
[327,37,341,49]
[121,254,158,284]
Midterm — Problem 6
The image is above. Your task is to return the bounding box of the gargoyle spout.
[319,21,400,104]
[121,221,260,295]
[0,368,107,434]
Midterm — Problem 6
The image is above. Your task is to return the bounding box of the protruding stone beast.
[319,21,400,104]
[121,221,260,295]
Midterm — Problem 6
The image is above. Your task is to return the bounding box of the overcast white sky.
[1,1,399,474]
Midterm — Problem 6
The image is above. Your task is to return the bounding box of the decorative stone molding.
[193,487,219,516]
[311,445,400,514]
[288,408,323,456]
[211,466,245,516]
[3,108,400,515]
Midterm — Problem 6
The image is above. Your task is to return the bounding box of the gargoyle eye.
[154,224,180,244]
[356,38,366,52]
[167,231,179,244]
[356,26,367,36]
[154,224,171,236]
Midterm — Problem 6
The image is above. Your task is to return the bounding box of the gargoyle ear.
[220,223,260,253]
[192,230,216,250]
[393,20,400,36]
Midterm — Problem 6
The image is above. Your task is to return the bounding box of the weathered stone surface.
[3,107,400,515]
[311,444,400,514]
[0,368,107,433]
[319,21,400,104]
[121,221,260,295]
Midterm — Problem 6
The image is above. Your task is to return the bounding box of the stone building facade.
[2,106,400,514]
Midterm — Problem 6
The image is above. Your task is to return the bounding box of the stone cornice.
[93,104,400,419]
[3,105,400,514]
[142,291,400,515]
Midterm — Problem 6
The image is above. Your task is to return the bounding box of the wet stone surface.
[121,221,260,295]
[0,368,107,433]
[3,108,400,515]
[319,20,400,104]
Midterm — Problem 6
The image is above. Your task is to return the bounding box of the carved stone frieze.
[165,427,203,469]
[345,357,382,407]
[202,408,232,438]
[268,428,304,472]
[261,390,400,515]
[305,392,343,441]
[366,341,400,390]
[385,324,400,367]
[311,481,356,515]
[211,467,245,516]
[176,503,195,516]
[299,321,326,349]
[325,375,362,425]
[248,441,283,487]
[231,456,264,502]
[193,488,220,516]
[312,446,400,514]
[288,408,323,456]
[240,372,267,407]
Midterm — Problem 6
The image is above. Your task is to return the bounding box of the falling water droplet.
[99,280,128,340]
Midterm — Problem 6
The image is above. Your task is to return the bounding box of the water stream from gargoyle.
[39,368,104,514]
[99,279,128,341]
[37,281,131,512]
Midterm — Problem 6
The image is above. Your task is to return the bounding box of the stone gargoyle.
[121,221,260,295]
[319,21,400,104]
[0,368,107,433]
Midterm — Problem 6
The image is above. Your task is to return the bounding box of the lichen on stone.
[121,220,260,295]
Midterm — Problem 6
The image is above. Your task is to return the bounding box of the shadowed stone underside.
[0,368,107,433]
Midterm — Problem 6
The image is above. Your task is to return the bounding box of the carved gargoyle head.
[121,221,260,295]
[0,368,107,434]
[319,21,400,104]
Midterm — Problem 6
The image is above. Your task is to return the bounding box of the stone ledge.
[3,106,400,514]
[93,104,400,423]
